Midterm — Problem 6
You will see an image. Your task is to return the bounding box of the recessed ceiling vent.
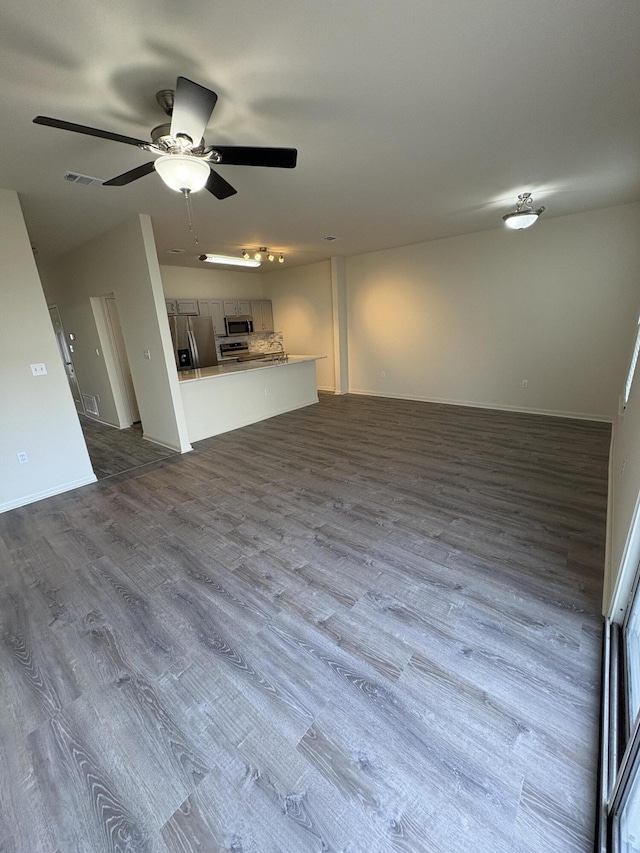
[63,172,104,187]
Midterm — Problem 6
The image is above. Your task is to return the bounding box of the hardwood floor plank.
[509,779,594,853]
[27,706,157,852]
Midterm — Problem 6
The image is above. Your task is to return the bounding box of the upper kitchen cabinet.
[198,300,226,336]
[251,300,274,332]
[176,299,199,315]
[166,298,199,316]
[223,299,252,317]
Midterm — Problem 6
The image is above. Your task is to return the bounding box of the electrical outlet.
[264,387,269,396]
[30,363,47,376]
[521,379,528,388]
[144,349,151,360]
[17,452,28,464]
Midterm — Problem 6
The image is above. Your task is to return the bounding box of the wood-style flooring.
[0,394,610,852]
[80,415,176,480]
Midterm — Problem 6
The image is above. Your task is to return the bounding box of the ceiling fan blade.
[102,162,156,186]
[33,116,148,147]
[170,77,218,146]
[208,146,297,168]
[205,168,237,200]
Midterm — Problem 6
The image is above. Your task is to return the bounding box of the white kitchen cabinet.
[251,300,274,332]
[211,302,226,336]
[176,299,199,315]
[223,299,252,317]
[165,299,177,315]
[198,300,226,336]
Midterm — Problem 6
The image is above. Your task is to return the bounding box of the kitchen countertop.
[177,355,325,383]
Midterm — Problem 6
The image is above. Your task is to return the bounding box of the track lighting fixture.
[242,247,285,264]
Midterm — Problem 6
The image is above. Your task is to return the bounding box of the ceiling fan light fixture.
[278,254,285,263]
[154,154,210,193]
[503,192,545,230]
[242,250,251,260]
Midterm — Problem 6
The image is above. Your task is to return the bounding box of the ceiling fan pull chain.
[183,188,199,245]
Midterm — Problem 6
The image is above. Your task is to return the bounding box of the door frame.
[91,295,140,428]
[48,304,85,414]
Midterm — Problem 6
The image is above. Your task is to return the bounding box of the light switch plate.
[30,363,47,376]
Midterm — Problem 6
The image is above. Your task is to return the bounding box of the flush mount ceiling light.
[243,247,285,263]
[199,253,261,268]
[503,192,545,230]
[154,155,211,193]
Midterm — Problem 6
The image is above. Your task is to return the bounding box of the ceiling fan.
[33,76,297,200]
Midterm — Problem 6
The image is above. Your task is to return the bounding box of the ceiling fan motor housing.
[150,123,172,144]
[155,89,175,116]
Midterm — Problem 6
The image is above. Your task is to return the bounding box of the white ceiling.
[2,0,639,272]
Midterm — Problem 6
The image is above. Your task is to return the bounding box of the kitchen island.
[178,355,325,442]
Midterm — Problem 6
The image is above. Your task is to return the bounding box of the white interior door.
[48,305,84,414]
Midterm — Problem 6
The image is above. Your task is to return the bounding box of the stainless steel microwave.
[225,316,254,336]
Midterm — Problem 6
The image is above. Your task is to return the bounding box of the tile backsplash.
[249,332,285,353]
[216,331,284,359]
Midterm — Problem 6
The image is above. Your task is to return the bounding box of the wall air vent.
[63,172,104,187]
[82,394,100,417]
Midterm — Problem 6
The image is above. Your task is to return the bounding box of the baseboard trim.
[0,474,98,514]
[347,388,613,423]
[142,434,192,454]
[80,414,126,429]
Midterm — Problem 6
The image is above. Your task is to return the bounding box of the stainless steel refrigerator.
[169,314,219,371]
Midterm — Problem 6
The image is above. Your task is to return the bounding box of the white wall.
[47,216,191,452]
[160,265,265,300]
[0,189,95,512]
[263,261,335,390]
[346,203,640,419]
